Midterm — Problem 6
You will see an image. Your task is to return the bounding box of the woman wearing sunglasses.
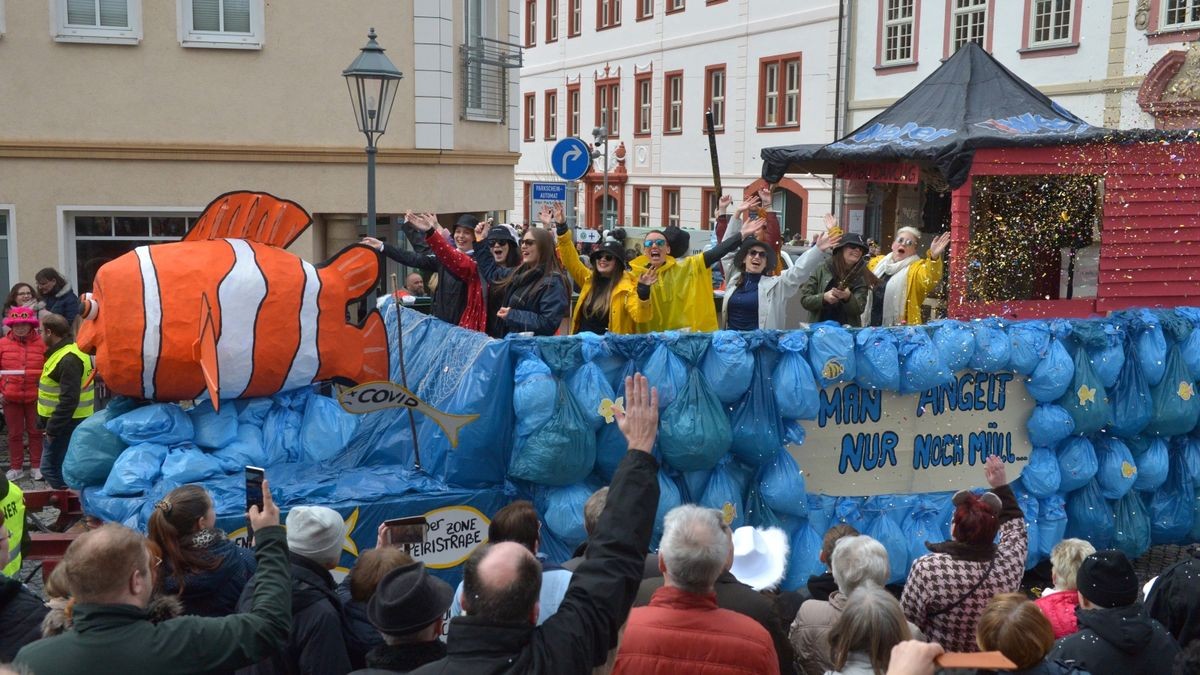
[472,220,570,336]
[798,230,875,327]
[721,215,842,331]
[541,205,656,335]
[862,227,951,327]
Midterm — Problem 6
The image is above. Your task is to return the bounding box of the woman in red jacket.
[0,307,44,481]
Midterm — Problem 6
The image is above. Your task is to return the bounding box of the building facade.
[0,0,522,293]
[514,0,841,244]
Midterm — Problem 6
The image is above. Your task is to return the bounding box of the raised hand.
[538,205,553,227]
[815,229,842,252]
[887,641,944,675]
[741,217,767,238]
[614,373,659,453]
[929,232,951,259]
[757,186,772,205]
[718,194,733,211]
[360,236,384,251]
[736,195,760,215]
[638,268,658,286]
[985,454,1007,488]
[475,219,489,241]
[823,213,838,230]
[553,202,566,224]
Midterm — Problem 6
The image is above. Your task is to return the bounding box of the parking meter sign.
[531,183,566,223]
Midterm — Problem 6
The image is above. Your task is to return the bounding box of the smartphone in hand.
[382,516,429,551]
[245,466,265,543]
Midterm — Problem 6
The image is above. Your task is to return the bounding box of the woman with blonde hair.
[826,585,911,675]
[1033,538,1096,638]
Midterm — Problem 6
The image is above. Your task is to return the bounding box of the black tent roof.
[760,42,1195,189]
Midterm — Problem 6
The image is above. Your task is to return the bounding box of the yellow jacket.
[867,253,944,326]
[628,252,718,333]
[557,231,652,334]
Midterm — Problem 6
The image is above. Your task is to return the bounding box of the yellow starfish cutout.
[1179,381,1195,402]
[721,502,737,525]
[599,397,625,424]
[341,507,361,557]
[1077,384,1096,406]
[1121,461,1137,480]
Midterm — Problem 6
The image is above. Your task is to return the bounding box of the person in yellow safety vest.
[0,478,23,577]
[36,313,93,490]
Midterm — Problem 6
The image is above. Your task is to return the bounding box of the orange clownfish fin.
[319,243,382,300]
[356,311,391,383]
[193,293,222,411]
[184,190,312,249]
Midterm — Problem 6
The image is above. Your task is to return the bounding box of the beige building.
[0,0,522,293]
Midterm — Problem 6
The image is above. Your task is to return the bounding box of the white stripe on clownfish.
[281,258,321,392]
[217,239,268,399]
[134,246,162,400]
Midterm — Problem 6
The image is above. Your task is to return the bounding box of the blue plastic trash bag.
[262,405,302,465]
[567,351,616,432]
[759,450,807,518]
[595,356,637,481]
[930,320,975,372]
[659,335,732,472]
[1057,436,1098,493]
[1145,343,1200,437]
[783,420,806,445]
[101,443,168,497]
[1190,491,1200,544]
[863,497,908,583]
[899,327,953,394]
[1095,436,1137,500]
[1057,343,1111,436]
[1065,479,1113,549]
[1009,323,1051,376]
[160,445,223,484]
[642,337,689,410]
[1027,404,1074,448]
[1151,450,1195,544]
[730,350,784,466]
[1108,342,1152,439]
[679,468,711,503]
[1022,446,1061,498]
[1011,484,1040,570]
[300,394,360,463]
[1073,321,1125,389]
[701,458,746,530]
[1131,309,1168,387]
[652,472,683,546]
[211,424,268,473]
[106,403,195,446]
[701,331,754,404]
[807,494,837,537]
[775,332,820,420]
[969,318,1011,373]
[541,482,593,552]
[1026,324,1074,403]
[782,523,826,592]
[1037,494,1067,559]
[1178,435,1200,484]
[190,399,239,449]
[510,379,596,486]
[903,494,951,570]
[833,497,867,532]
[744,483,784,530]
[1132,438,1169,492]
[235,398,273,427]
[1113,490,1151,559]
[809,322,856,387]
[82,486,144,527]
[854,328,900,391]
[1177,307,1200,379]
[62,396,139,489]
[512,350,557,442]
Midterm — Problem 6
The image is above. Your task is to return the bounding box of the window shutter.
[192,0,221,31]
[66,0,96,26]
[224,0,251,32]
[99,0,129,27]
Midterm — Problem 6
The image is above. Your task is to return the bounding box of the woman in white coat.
[719,210,840,330]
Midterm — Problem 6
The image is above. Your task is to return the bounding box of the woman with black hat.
[799,231,875,327]
[542,204,657,335]
[719,221,841,331]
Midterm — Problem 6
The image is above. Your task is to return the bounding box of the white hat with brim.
[729,526,790,591]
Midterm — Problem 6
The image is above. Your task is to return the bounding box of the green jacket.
[799,260,869,327]
[15,525,292,675]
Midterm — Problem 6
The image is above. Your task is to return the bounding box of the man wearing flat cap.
[350,562,453,674]
[1049,549,1179,675]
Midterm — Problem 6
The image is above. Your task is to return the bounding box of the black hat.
[733,237,777,272]
[834,231,870,254]
[484,224,519,246]
[454,214,481,232]
[588,233,630,270]
[663,226,691,258]
[1076,550,1138,609]
[367,561,455,636]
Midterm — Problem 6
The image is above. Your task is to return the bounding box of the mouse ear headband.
[952,489,1001,515]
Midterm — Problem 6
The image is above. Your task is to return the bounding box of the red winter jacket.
[614,585,780,675]
[1034,589,1080,639]
[424,231,487,333]
[0,332,44,404]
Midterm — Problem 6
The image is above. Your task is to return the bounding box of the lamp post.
[343,28,404,239]
[592,126,609,228]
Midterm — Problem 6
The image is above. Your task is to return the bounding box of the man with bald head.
[410,374,662,674]
[405,273,427,296]
[16,479,293,675]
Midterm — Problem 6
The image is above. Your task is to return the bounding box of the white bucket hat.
[729,526,790,591]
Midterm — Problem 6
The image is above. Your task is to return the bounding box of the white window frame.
[951,0,987,52]
[177,0,265,50]
[546,91,557,140]
[667,74,682,132]
[637,77,652,134]
[51,0,142,45]
[669,0,684,10]
[784,60,800,126]
[666,189,680,228]
[547,0,557,41]
[1029,0,1073,47]
[59,206,200,291]
[570,0,582,35]
[1162,0,1200,30]
[636,189,649,227]
[881,0,915,64]
[1,2,7,38]
[525,0,536,46]
[0,205,17,290]
[763,62,779,127]
[709,68,725,130]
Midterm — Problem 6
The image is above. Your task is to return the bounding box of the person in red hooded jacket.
[0,307,44,482]
[1033,538,1095,639]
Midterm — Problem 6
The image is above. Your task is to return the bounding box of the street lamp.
[343,28,404,239]
[592,126,609,229]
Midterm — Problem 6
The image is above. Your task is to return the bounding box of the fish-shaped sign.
[339,381,478,448]
[77,191,391,409]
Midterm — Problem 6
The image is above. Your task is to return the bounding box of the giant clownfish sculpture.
[76,191,390,410]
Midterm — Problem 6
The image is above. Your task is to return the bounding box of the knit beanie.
[286,506,346,565]
[1076,549,1138,609]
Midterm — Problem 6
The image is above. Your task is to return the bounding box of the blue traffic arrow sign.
[551,137,591,181]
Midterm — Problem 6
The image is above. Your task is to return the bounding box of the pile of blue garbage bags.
[72,305,1200,588]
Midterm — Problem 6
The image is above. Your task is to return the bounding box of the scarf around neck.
[863,253,918,326]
